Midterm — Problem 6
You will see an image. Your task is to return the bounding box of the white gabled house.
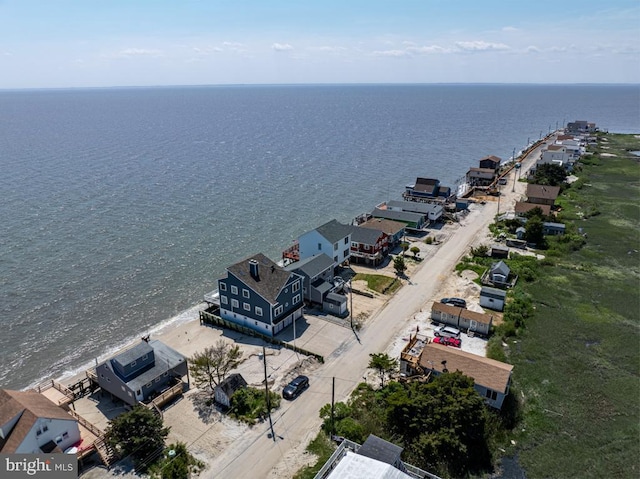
[298,219,352,268]
[0,389,81,454]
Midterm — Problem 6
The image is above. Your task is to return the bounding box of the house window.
[220,283,227,291]
[220,295,228,305]
[243,302,250,311]
[318,243,322,251]
[334,256,338,263]
[275,305,283,316]
[121,386,126,392]
[163,372,168,377]
[130,361,136,367]
[145,383,152,388]
[485,389,498,401]
[255,306,263,316]
[293,294,301,304]
[292,281,300,293]
[62,432,69,439]
[242,289,250,298]
[142,354,148,361]
[333,242,338,250]
[344,237,349,245]
[155,377,161,382]
[231,285,238,295]
[351,242,357,248]
[231,299,239,308]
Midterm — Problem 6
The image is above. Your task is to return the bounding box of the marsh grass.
[506,133,640,477]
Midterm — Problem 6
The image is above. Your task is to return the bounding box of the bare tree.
[189,340,243,392]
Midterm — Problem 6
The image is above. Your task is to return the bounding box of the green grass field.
[505,133,640,478]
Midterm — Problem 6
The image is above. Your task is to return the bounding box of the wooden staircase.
[94,437,118,468]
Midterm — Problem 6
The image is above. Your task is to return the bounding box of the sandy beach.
[72,136,550,479]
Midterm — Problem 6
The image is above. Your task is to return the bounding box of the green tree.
[533,163,567,186]
[156,442,205,479]
[368,353,396,388]
[189,339,243,392]
[410,246,420,258]
[524,216,545,247]
[393,256,407,276]
[105,405,169,470]
[230,387,281,425]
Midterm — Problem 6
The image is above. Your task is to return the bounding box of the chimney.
[249,259,259,279]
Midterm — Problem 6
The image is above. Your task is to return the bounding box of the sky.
[0,0,639,89]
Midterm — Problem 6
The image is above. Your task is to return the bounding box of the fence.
[199,310,324,363]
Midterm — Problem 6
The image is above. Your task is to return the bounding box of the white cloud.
[192,46,223,55]
[372,49,410,57]
[116,48,163,58]
[407,45,451,54]
[455,41,510,52]
[272,43,293,51]
[526,46,541,54]
[310,46,347,53]
[502,26,518,32]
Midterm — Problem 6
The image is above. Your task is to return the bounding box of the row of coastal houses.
[536,121,596,172]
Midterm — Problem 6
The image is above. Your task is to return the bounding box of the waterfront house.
[479,155,502,171]
[417,343,514,409]
[348,225,388,266]
[466,167,496,187]
[385,199,443,222]
[214,374,247,408]
[566,120,596,135]
[0,389,81,453]
[490,245,509,259]
[403,177,452,201]
[284,253,335,305]
[526,184,561,207]
[219,253,304,336]
[371,208,426,231]
[358,218,406,247]
[95,339,188,407]
[479,286,507,312]
[298,219,352,268]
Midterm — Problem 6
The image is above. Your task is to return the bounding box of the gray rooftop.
[386,200,440,215]
[112,342,154,369]
[315,219,353,244]
[227,253,300,304]
[357,435,403,466]
[349,225,384,245]
[371,208,424,224]
[481,286,507,298]
[285,253,334,278]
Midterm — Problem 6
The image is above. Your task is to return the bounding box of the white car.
[434,326,461,339]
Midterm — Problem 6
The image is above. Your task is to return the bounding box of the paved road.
[205,138,551,479]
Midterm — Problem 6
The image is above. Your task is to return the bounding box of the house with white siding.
[298,219,352,268]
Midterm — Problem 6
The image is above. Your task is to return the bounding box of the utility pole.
[330,377,335,437]
[263,346,275,441]
[349,278,354,330]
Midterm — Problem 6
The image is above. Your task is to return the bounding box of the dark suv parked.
[440,297,467,308]
[282,375,309,400]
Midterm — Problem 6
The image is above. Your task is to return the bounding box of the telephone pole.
[263,346,276,441]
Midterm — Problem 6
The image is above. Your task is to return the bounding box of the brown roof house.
[418,343,514,409]
[431,302,493,336]
[526,184,561,206]
[0,389,81,453]
[514,201,552,217]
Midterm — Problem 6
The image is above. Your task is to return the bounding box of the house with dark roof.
[219,253,304,336]
[358,218,406,246]
[371,208,426,231]
[484,260,516,289]
[0,389,80,454]
[284,253,335,305]
[403,177,452,201]
[298,219,352,267]
[348,225,389,266]
[416,343,514,409]
[479,155,502,171]
[214,373,247,408]
[95,339,188,406]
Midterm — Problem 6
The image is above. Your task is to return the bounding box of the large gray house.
[95,339,188,406]
[218,253,304,336]
[284,253,335,305]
